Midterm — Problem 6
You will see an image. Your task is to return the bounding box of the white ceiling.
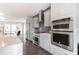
[0,3,50,19]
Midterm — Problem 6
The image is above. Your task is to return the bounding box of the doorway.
[4,22,24,42]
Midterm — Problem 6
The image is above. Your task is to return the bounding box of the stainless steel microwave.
[51,17,73,31]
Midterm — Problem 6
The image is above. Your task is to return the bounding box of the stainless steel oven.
[51,17,73,31]
[33,33,40,45]
[51,31,73,51]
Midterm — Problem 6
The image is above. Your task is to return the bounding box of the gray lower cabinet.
[39,33,51,53]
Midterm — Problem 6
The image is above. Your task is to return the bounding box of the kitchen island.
[0,33,23,55]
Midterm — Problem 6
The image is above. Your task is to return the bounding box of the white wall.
[74,4,79,54]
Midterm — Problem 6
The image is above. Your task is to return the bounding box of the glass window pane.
[4,24,11,33]
[11,24,17,32]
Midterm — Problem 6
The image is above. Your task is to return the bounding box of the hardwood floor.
[23,40,51,55]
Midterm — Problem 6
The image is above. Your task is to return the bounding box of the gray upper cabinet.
[33,17,39,28]
[44,9,51,27]
[51,3,75,21]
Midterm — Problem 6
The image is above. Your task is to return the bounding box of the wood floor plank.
[23,40,51,55]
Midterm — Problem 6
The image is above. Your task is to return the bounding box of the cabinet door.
[51,3,61,21]
[40,33,51,53]
[51,3,75,21]
[44,9,51,27]
[34,17,39,28]
[43,34,51,52]
[60,3,75,18]
[39,34,45,48]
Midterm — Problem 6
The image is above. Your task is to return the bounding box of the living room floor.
[23,40,51,55]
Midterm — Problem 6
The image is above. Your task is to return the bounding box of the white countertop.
[0,33,22,48]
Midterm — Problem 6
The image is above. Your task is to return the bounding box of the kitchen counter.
[0,33,23,55]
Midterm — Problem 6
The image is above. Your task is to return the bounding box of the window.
[4,23,17,35]
[4,24,11,33]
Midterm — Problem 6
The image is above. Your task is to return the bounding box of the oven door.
[33,36,39,45]
[51,31,73,51]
